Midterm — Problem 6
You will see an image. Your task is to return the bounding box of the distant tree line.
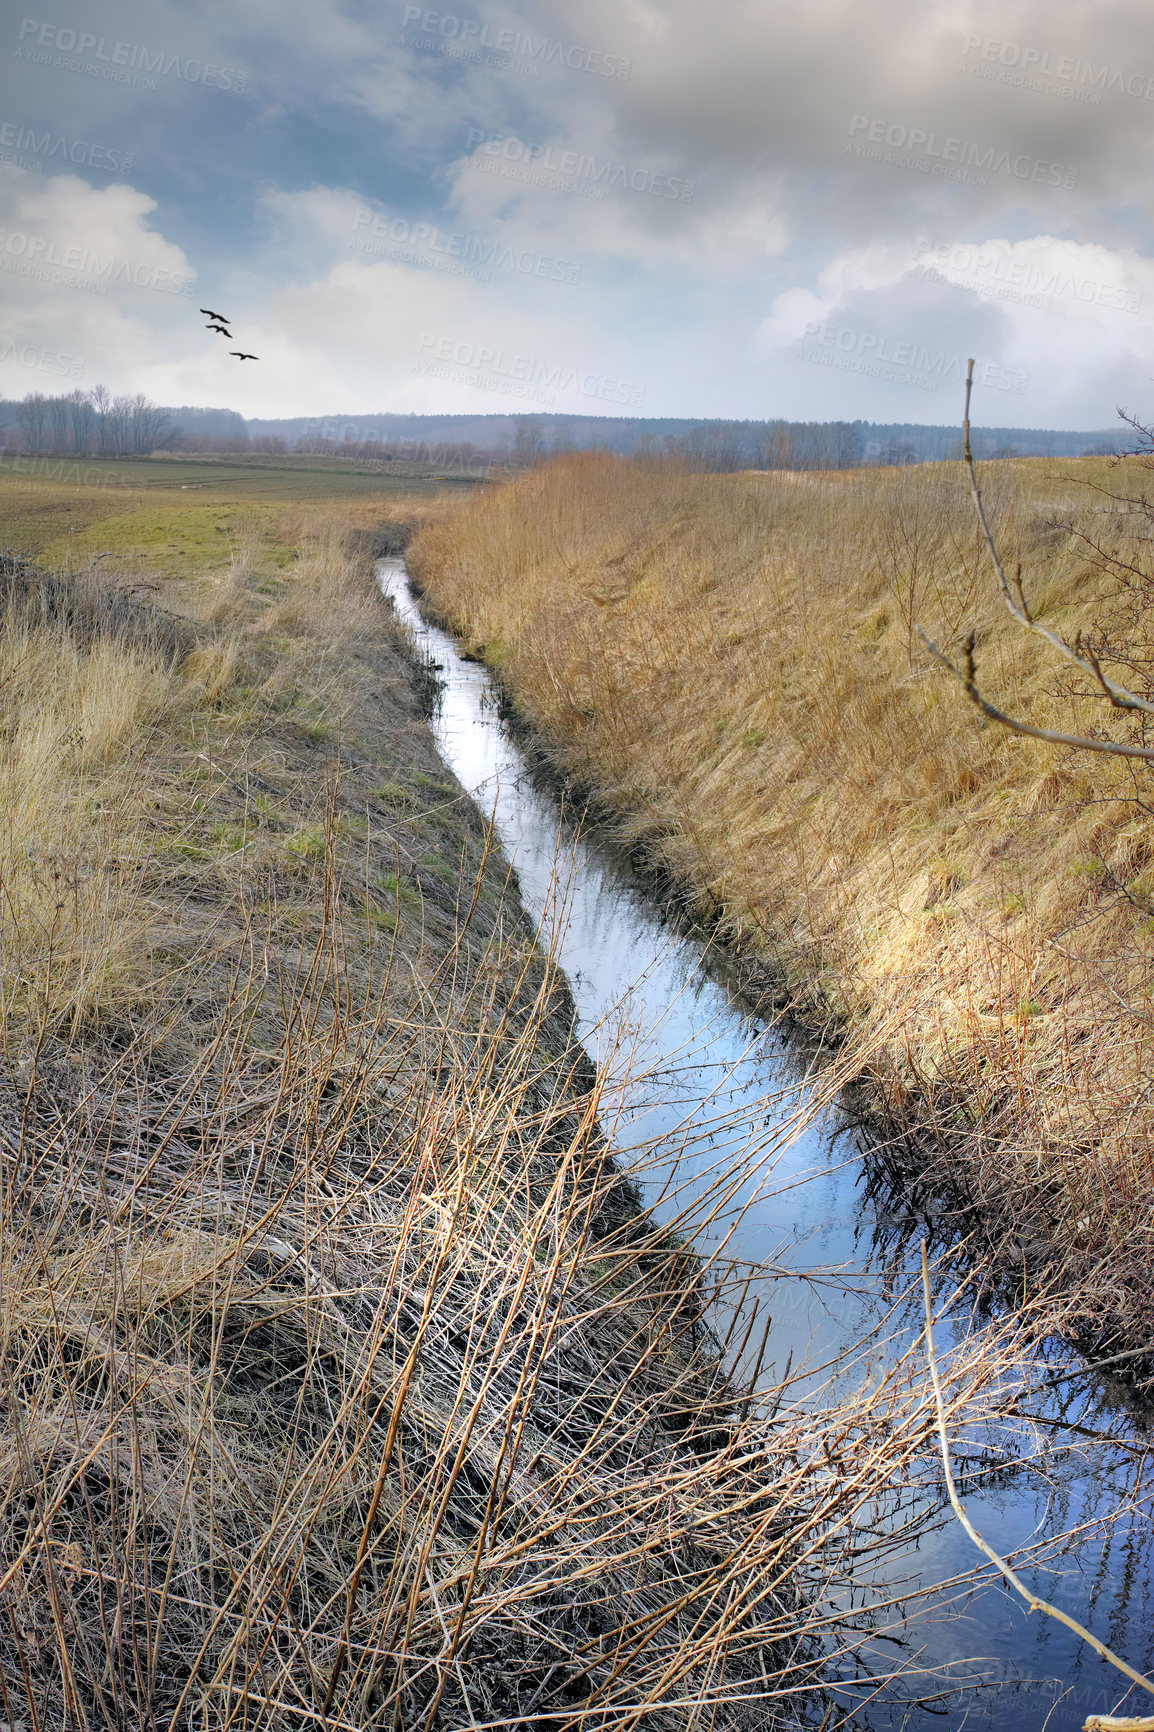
[508,417,869,471]
[149,405,1131,472]
[499,416,1123,472]
[162,405,290,452]
[155,407,493,472]
[1,387,176,456]
[174,434,289,454]
[292,434,490,470]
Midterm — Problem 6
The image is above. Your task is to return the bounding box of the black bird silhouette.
[200,307,229,322]
[207,324,233,336]
[230,351,259,361]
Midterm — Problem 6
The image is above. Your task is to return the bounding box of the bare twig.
[961,359,1154,718]
[1083,1719,1154,1731]
[916,626,1154,762]
[919,360,1154,759]
[919,1240,1154,1720]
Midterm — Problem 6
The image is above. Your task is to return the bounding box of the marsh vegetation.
[1,453,1149,1728]
[410,450,1154,1359]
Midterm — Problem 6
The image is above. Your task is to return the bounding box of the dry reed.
[0,517,1090,1727]
[408,452,1154,1354]
[0,853,1045,1729]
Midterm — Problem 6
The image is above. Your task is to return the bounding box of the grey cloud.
[2,0,1150,425]
[530,0,1154,249]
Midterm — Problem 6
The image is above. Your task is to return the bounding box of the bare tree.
[127,392,174,454]
[765,422,794,469]
[47,393,69,451]
[90,383,112,453]
[15,392,49,451]
[511,417,545,466]
[66,387,95,454]
[918,359,1154,765]
[98,391,132,454]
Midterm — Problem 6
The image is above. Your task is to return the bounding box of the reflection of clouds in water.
[379,559,1154,1732]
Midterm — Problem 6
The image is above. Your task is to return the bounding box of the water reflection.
[380,559,1153,1732]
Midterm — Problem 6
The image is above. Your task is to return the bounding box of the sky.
[1,0,1152,428]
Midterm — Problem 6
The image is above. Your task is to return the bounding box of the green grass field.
[0,448,487,565]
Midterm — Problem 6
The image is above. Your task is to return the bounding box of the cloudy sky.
[1,0,1152,427]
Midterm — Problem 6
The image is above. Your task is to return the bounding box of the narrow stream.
[380,557,1153,1732]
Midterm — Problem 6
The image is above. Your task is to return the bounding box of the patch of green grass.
[375,871,422,905]
[248,795,285,828]
[363,899,399,932]
[418,849,456,880]
[1068,858,1106,880]
[410,771,456,796]
[210,822,248,852]
[284,826,327,863]
[157,838,213,864]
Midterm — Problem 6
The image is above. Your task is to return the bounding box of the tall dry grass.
[408,452,1154,1353]
[0,907,1039,1732]
[0,519,1067,1726]
[0,565,195,1042]
[0,854,1046,1730]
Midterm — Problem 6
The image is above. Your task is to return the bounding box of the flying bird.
[207,324,233,336]
[230,351,259,360]
[200,307,229,322]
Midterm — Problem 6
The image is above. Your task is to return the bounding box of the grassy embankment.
[0,454,1022,1727]
[410,451,1154,1358]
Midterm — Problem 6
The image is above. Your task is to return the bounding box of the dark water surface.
[380,558,1154,1732]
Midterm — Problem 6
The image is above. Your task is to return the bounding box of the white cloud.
[0,166,198,396]
[755,233,1154,424]
[3,0,1153,424]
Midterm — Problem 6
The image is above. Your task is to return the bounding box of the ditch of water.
[381,556,1153,1732]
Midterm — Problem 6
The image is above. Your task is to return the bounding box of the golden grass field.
[0,456,1035,1727]
[410,450,1154,1355]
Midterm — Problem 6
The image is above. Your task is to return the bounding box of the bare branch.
[919,1241,1154,1715]
[962,359,1154,717]
[916,628,1154,763]
[1049,517,1152,594]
